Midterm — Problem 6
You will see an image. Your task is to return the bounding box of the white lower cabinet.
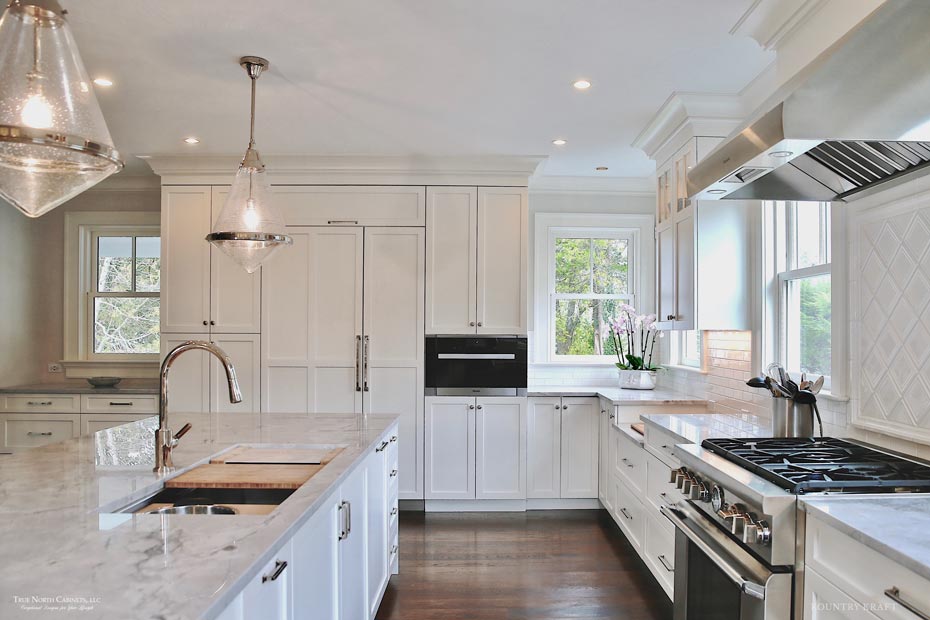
[597,398,614,512]
[0,413,80,449]
[643,513,676,597]
[216,424,398,620]
[425,396,526,501]
[526,397,598,499]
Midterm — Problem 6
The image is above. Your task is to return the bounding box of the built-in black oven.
[425,336,527,396]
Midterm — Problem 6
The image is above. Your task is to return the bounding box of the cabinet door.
[210,187,261,334]
[673,142,696,216]
[366,446,390,618]
[292,501,339,620]
[242,542,292,620]
[674,214,695,331]
[363,228,425,500]
[656,224,676,327]
[598,399,613,511]
[161,333,209,414]
[161,187,211,333]
[560,397,599,499]
[526,397,561,499]
[210,334,260,413]
[262,228,363,414]
[475,397,526,500]
[476,188,527,335]
[425,397,475,499]
[338,462,369,620]
[81,414,152,435]
[426,187,477,335]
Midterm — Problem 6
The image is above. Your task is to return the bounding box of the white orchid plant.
[610,304,661,371]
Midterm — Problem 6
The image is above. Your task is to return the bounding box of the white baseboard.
[526,498,601,510]
[425,499,527,512]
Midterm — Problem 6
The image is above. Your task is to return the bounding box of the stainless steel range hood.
[688,0,930,203]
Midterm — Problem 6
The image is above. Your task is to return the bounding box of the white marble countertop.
[801,495,930,582]
[527,385,707,406]
[0,381,159,394]
[0,411,399,620]
[640,412,773,444]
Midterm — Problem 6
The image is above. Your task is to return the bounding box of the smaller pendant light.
[206,56,291,274]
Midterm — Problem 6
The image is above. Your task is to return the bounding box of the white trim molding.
[529,175,655,197]
[143,154,545,187]
[730,0,829,51]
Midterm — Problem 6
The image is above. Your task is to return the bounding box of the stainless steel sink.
[121,486,296,515]
[146,505,239,515]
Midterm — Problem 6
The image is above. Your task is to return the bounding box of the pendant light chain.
[249,71,257,149]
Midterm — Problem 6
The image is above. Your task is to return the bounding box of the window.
[774,201,832,384]
[63,212,161,366]
[671,330,703,368]
[90,233,161,356]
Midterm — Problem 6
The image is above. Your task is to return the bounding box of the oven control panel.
[671,467,772,547]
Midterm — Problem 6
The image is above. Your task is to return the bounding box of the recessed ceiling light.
[136,155,152,159]
[552,139,567,146]
[595,166,608,171]
[708,189,727,195]
[93,77,113,87]
[770,150,793,158]
[573,79,592,90]
[183,137,200,145]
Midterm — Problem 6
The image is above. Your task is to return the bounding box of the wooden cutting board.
[211,447,343,465]
[165,463,322,489]
[631,422,645,436]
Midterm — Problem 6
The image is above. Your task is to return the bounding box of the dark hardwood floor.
[375,509,673,620]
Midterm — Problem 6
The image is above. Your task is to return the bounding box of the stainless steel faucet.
[154,340,242,474]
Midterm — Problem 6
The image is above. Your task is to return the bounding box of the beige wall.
[0,189,160,387]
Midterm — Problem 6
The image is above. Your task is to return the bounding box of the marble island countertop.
[0,411,399,620]
[527,385,707,406]
[801,495,930,582]
[640,412,773,444]
[0,380,159,394]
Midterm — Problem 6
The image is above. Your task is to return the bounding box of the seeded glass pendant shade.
[206,56,291,274]
[0,0,122,217]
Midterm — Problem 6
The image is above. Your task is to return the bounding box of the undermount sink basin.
[121,486,296,515]
[146,504,238,515]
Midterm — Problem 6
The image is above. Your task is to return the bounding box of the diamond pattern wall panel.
[853,197,930,440]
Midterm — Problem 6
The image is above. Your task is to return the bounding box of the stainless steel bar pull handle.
[338,501,348,540]
[363,336,370,392]
[109,402,133,406]
[657,554,674,572]
[27,431,53,437]
[262,560,288,583]
[355,335,362,392]
[27,401,53,406]
[345,500,352,536]
[885,588,930,620]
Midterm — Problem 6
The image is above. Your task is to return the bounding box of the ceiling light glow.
[552,139,567,146]
[573,79,592,90]
[93,77,113,87]
[183,137,200,144]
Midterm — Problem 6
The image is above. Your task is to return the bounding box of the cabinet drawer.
[804,567,882,620]
[806,514,930,620]
[614,428,646,495]
[0,414,80,448]
[0,393,80,413]
[644,512,676,598]
[82,394,158,414]
[645,451,677,533]
[615,477,645,551]
[81,414,153,435]
[644,423,689,468]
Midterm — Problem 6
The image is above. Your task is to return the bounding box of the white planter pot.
[617,369,657,390]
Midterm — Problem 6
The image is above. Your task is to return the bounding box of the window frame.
[671,330,703,369]
[533,213,654,366]
[765,200,843,394]
[87,228,161,361]
[63,212,161,367]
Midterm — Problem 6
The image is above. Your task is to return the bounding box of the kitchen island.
[0,411,400,620]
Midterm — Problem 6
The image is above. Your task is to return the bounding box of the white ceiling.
[67,1,772,179]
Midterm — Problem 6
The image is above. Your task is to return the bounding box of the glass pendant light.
[0,0,123,217]
[206,56,291,274]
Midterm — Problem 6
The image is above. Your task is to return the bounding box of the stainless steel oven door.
[661,502,793,620]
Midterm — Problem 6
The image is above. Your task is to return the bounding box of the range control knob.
[689,479,709,502]
[744,520,771,545]
[710,484,726,512]
[723,507,748,536]
[670,467,686,484]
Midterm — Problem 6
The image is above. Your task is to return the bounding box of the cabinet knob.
[210,320,215,326]
[562,405,568,410]
[469,321,476,327]
[666,315,675,321]
[476,404,483,410]
[469,404,475,410]
[554,405,560,410]
[203,320,208,326]
[477,321,483,327]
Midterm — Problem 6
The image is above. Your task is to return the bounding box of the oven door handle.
[661,504,767,600]
[436,353,516,360]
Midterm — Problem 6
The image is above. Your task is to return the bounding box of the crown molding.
[730,0,828,51]
[143,154,546,186]
[528,175,654,196]
[632,92,746,164]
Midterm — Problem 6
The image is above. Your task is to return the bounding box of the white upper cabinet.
[655,137,751,331]
[210,187,262,334]
[274,186,425,227]
[426,187,477,334]
[161,187,211,334]
[426,187,527,335]
[476,187,527,335]
[161,186,261,335]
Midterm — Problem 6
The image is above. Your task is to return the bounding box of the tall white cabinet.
[160,187,262,413]
[262,225,425,500]
[426,187,527,335]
